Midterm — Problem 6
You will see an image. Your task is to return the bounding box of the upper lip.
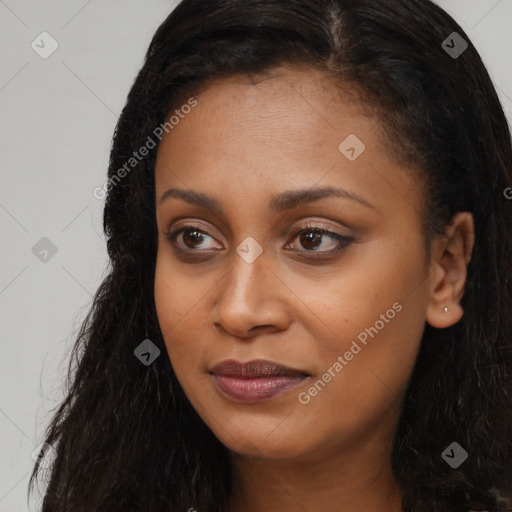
[210,359,309,378]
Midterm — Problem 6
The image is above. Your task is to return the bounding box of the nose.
[211,249,292,340]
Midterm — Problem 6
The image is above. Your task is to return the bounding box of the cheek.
[154,254,191,361]
[291,287,426,454]
[154,247,207,336]
[153,252,216,378]
[298,237,428,402]
[300,237,425,350]
[299,300,425,453]
[154,264,180,342]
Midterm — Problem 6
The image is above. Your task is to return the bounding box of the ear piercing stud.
[444,306,449,313]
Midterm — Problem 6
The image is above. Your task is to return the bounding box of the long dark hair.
[29,1,512,511]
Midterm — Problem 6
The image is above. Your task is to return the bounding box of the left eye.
[286,224,352,254]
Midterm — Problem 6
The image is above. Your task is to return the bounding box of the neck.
[228,436,403,512]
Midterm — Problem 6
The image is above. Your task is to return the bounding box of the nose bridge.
[224,237,270,307]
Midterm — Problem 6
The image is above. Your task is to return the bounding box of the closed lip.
[209,359,310,378]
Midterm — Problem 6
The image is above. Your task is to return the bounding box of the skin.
[153,66,474,512]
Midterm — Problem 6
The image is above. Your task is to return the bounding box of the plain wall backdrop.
[1,1,511,510]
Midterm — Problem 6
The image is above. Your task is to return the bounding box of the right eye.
[165,225,223,252]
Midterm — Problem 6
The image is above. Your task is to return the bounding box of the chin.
[207,419,310,461]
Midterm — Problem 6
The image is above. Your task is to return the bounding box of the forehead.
[175,67,367,136]
[153,66,423,225]
[155,67,376,175]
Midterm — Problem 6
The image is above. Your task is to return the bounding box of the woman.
[29,0,512,511]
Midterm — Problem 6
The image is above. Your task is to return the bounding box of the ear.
[425,212,475,328]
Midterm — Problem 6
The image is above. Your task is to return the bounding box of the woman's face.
[154,67,438,463]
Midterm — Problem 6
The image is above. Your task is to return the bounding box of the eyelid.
[167,219,220,238]
[290,220,349,236]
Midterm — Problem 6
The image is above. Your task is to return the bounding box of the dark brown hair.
[29,1,512,510]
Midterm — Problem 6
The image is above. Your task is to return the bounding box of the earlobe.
[425,212,475,329]
[426,301,464,328]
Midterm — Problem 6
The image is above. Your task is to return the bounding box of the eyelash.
[165,222,353,259]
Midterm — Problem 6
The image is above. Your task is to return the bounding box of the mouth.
[209,359,311,403]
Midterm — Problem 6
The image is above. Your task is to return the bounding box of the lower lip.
[212,374,308,403]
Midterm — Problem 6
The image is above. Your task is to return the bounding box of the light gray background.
[1,1,511,510]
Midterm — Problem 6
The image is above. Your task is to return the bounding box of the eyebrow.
[159,186,375,213]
